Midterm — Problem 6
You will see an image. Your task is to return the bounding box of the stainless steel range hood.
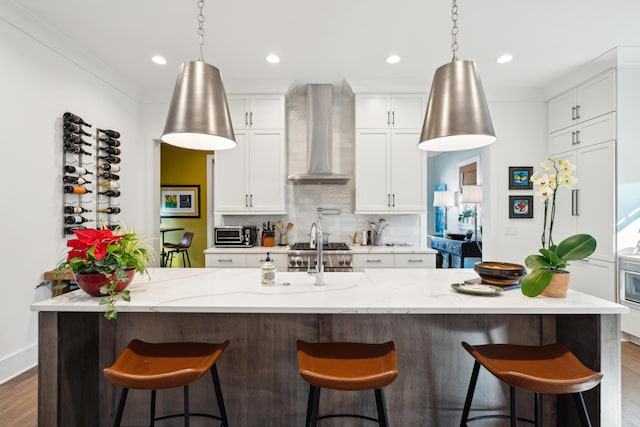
[288,84,350,184]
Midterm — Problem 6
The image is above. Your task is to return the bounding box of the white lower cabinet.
[566,259,616,302]
[353,252,436,270]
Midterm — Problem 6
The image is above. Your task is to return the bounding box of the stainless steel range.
[288,242,353,272]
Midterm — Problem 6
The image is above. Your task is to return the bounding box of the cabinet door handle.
[392,111,395,126]
[392,194,395,207]
[249,112,253,126]
[387,111,391,126]
[387,194,391,207]
[571,131,576,145]
[575,105,581,120]
[245,112,249,127]
[571,106,577,120]
[408,259,423,263]
[575,130,580,144]
[218,259,233,262]
[571,189,575,215]
[245,194,248,207]
[250,194,253,207]
[575,189,579,216]
[366,259,382,263]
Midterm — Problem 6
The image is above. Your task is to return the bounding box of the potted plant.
[520,157,596,297]
[48,225,154,319]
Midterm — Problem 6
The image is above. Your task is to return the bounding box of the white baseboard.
[0,343,37,384]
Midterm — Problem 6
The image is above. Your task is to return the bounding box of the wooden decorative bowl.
[474,262,527,286]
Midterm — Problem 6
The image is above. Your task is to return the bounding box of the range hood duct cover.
[288,84,350,184]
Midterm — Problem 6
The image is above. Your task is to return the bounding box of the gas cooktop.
[289,242,350,251]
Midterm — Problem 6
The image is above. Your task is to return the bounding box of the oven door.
[621,260,640,306]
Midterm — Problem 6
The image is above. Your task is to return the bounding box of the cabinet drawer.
[246,253,287,269]
[205,253,246,268]
[395,253,435,268]
[353,253,394,268]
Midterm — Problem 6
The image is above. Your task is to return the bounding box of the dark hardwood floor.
[2,341,640,426]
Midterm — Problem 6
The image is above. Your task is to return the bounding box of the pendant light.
[418,0,496,152]
[161,0,236,151]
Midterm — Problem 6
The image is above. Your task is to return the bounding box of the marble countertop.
[204,245,436,254]
[32,268,627,315]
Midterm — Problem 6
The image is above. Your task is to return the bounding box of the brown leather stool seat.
[297,340,398,427]
[104,339,230,427]
[460,341,603,427]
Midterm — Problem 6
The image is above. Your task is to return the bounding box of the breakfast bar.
[32,268,626,426]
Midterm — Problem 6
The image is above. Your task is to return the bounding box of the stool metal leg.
[113,388,128,427]
[573,392,593,427]
[181,250,187,267]
[534,392,540,427]
[308,385,321,427]
[185,249,191,267]
[210,364,229,427]
[150,389,156,427]
[460,360,481,426]
[184,385,190,427]
[375,388,389,427]
[509,386,517,427]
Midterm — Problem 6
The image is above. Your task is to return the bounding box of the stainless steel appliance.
[214,225,257,247]
[621,258,640,306]
[288,242,353,272]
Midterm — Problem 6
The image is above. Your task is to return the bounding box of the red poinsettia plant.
[53,225,154,319]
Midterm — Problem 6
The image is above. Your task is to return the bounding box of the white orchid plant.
[521,157,596,297]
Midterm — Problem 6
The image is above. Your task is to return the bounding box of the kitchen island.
[32,268,626,426]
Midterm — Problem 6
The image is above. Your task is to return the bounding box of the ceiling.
[10,0,640,97]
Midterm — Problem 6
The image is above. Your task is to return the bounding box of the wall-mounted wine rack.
[61,112,123,237]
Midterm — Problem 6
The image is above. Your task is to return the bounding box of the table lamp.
[461,185,482,241]
[433,191,456,235]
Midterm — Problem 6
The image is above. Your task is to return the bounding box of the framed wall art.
[508,166,534,190]
[160,185,200,218]
[509,195,533,219]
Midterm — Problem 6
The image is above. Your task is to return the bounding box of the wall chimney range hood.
[288,84,350,184]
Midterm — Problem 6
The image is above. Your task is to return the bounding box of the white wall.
[427,100,547,266]
[0,7,153,383]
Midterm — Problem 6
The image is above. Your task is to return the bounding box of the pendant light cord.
[450,0,459,61]
[197,0,205,61]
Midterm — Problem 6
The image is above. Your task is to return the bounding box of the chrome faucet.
[308,222,325,286]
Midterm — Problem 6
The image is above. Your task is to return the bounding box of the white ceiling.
[10,0,640,97]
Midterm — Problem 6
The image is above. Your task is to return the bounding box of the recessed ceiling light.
[497,54,513,64]
[266,54,280,64]
[152,55,167,65]
[386,55,401,64]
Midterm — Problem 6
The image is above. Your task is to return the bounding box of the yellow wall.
[160,144,212,268]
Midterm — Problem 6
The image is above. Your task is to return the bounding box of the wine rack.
[61,112,123,237]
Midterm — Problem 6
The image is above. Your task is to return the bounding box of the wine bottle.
[97,163,120,172]
[64,144,91,156]
[63,112,92,127]
[99,129,120,139]
[98,155,121,164]
[63,133,92,147]
[99,146,121,155]
[98,172,120,181]
[64,165,92,175]
[98,181,120,189]
[63,123,91,136]
[65,215,90,225]
[64,205,92,214]
[64,185,92,194]
[63,175,92,185]
[98,135,121,145]
[96,207,121,214]
[65,226,87,235]
[99,190,121,197]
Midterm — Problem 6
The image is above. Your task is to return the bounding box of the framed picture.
[508,166,534,190]
[509,195,533,219]
[161,185,200,218]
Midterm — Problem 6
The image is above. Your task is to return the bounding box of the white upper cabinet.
[227,95,285,130]
[355,94,427,129]
[547,70,615,133]
[354,93,426,214]
[548,112,616,155]
[215,94,286,214]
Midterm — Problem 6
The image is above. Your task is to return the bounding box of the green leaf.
[555,234,597,261]
[520,269,554,297]
[524,255,550,269]
[539,248,562,266]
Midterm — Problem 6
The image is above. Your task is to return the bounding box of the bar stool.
[164,231,194,267]
[460,341,603,427]
[103,339,230,427]
[296,340,398,427]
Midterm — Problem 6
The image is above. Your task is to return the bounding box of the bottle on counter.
[261,252,276,286]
